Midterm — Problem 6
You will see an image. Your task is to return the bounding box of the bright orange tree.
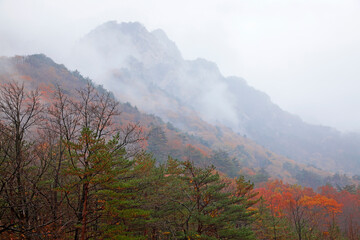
[257,180,343,240]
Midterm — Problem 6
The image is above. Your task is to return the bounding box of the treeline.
[0,81,359,240]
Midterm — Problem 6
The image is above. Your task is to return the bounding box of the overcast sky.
[1,0,360,132]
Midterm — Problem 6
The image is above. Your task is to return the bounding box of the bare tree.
[0,81,51,238]
[0,81,147,239]
[46,82,145,240]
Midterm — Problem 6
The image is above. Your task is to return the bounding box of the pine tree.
[61,128,149,239]
[150,159,256,239]
[181,161,256,239]
[96,151,153,239]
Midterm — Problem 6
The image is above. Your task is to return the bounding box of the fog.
[1,0,360,132]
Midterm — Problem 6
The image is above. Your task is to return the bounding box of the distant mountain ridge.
[66,21,360,175]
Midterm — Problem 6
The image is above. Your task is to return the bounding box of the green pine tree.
[149,159,256,239]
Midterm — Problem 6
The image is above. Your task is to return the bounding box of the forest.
[0,80,359,240]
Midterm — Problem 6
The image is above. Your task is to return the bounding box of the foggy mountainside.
[0,54,360,240]
[68,21,360,175]
[1,54,359,240]
[0,54,336,187]
[1,23,360,240]
[3,0,360,238]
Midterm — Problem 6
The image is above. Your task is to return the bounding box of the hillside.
[66,21,360,175]
[0,54,341,188]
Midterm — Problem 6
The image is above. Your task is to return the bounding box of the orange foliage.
[38,82,55,101]
[185,144,209,158]
[319,185,360,239]
[257,180,343,230]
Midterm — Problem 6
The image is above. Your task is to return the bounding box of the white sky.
[1,0,360,131]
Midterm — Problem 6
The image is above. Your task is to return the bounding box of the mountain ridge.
[66,21,360,175]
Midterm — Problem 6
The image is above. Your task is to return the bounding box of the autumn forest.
[0,54,359,240]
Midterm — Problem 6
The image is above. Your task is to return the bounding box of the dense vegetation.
[0,81,359,240]
[0,82,258,239]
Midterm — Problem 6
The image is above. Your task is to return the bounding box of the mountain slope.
[0,54,340,188]
[66,21,360,175]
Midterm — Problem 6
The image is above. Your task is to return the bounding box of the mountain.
[0,54,344,188]
[67,21,360,175]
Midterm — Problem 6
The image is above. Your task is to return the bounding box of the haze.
[1,0,360,132]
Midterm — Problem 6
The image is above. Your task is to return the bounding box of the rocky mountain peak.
[68,22,360,175]
[90,21,147,35]
[79,21,182,67]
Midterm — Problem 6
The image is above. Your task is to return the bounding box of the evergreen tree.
[209,150,239,178]
[61,128,149,239]
[180,161,255,239]
[149,159,256,239]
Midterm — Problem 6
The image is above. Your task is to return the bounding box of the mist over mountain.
[2,1,360,237]
[68,22,239,129]
[2,53,335,186]
[1,54,358,238]
[64,21,360,175]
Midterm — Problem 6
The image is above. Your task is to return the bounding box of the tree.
[0,82,54,238]
[257,180,343,240]
[256,181,293,240]
[49,82,145,240]
[254,198,291,240]
[209,150,239,178]
[151,159,256,239]
[95,143,152,239]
